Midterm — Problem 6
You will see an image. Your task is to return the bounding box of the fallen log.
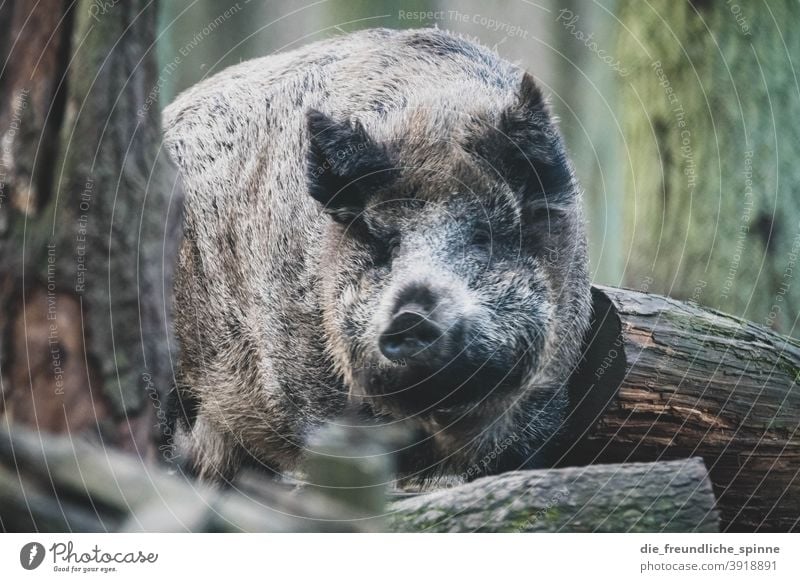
[563,286,800,532]
[388,458,718,532]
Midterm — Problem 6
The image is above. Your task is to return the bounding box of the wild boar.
[163,27,591,482]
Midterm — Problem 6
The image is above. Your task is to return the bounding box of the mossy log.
[565,286,800,532]
[388,458,718,533]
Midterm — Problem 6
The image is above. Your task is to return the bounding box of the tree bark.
[564,286,800,532]
[616,1,800,337]
[0,1,182,457]
[389,458,718,533]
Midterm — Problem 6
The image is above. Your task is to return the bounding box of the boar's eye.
[470,228,493,250]
[524,203,570,243]
[468,228,496,260]
[528,203,566,225]
[329,207,363,225]
[360,228,400,266]
[388,236,401,259]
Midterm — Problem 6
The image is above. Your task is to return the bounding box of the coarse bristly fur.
[163,27,592,483]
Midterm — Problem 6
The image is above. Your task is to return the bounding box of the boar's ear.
[476,73,574,204]
[306,109,394,222]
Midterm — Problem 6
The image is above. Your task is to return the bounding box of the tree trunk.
[617,1,800,337]
[0,0,182,457]
[565,286,800,532]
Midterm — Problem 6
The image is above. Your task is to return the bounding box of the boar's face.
[306,73,589,429]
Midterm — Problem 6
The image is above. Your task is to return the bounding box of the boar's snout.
[377,283,462,366]
[378,307,443,361]
[367,279,527,414]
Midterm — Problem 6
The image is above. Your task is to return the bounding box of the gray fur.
[163,28,591,482]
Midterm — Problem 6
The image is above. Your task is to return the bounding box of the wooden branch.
[562,286,800,532]
[388,458,718,533]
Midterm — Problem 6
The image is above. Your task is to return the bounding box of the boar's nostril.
[378,309,442,361]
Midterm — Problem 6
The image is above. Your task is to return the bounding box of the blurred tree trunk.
[617,1,800,336]
[552,0,625,285]
[0,0,182,457]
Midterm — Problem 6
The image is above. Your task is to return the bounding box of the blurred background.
[156,0,800,339]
